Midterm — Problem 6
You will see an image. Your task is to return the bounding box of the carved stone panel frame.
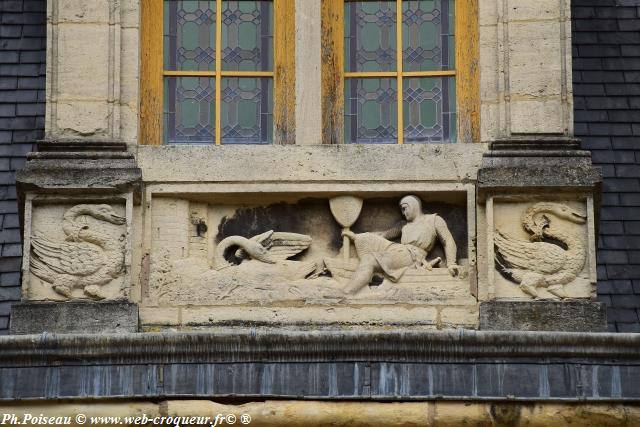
[484,193,597,301]
[21,192,134,301]
[137,182,479,330]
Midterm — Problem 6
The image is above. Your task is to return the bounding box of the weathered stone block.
[510,99,565,134]
[57,24,110,100]
[55,101,110,137]
[479,301,607,332]
[10,301,138,334]
[139,307,180,327]
[508,0,564,22]
[509,21,563,97]
[58,0,111,23]
[440,306,479,328]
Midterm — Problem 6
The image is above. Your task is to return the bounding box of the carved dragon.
[30,204,126,300]
[494,202,587,299]
[213,230,316,280]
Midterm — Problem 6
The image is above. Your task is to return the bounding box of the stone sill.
[136,144,489,184]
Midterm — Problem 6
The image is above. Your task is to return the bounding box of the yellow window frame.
[321,0,479,144]
[140,0,296,145]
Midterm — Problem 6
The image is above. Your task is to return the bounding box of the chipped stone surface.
[10,301,138,334]
[480,300,607,332]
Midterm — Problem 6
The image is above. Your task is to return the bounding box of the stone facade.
[6,0,599,334]
[1,0,640,421]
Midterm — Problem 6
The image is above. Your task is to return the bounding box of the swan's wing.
[235,230,275,259]
[31,235,104,276]
[494,231,566,274]
[262,232,312,261]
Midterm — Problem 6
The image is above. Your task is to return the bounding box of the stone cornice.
[1,330,639,367]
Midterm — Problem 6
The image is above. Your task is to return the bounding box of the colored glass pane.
[402,0,455,71]
[164,1,216,71]
[344,1,397,72]
[222,1,273,71]
[403,77,455,143]
[164,77,216,143]
[221,77,273,144]
[345,78,398,144]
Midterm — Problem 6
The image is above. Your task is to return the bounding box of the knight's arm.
[378,222,403,240]
[435,215,457,266]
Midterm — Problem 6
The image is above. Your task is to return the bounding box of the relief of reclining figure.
[149,195,470,305]
[340,195,460,295]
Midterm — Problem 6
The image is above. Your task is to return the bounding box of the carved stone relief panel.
[24,201,129,301]
[146,195,474,308]
[489,198,596,300]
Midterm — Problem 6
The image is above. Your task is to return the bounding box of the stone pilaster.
[45,0,138,144]
[13,140,141,333]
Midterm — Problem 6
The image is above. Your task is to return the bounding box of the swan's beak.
[571,212,587,222]
[110,213,126,225]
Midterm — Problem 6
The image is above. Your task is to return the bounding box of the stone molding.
[2,330,640,401]
[2,330,640,366]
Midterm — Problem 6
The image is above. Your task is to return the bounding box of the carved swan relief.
[30,204,126,300]
[494,202,587,299]
[214,230,317,281]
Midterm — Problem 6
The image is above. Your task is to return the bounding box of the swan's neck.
[214,236,252,268]
[545,224,586,277]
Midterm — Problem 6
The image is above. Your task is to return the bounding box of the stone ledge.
[1,330,640,401]
[0,330,640,401]
[479,300,608,332]
[1,330,639,366]
[9,302,138,335]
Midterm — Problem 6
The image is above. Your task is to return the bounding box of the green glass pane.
[344,78,397,144]
[403,76,456,143]
[222,1,273,71]
[402,0,455,71]
[164,76,215,144]
[344,1,397,72]
[164,1,216,71]
[221,77,273,144]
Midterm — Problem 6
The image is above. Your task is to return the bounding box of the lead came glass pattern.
[345,78,397,144]
[222,1,273,71]
[344,1,397,72]
[403,77,455,143]
[164,77,216,143]
[222,77,273,144]
[164,1,216,71]
[163,0,274,144]
[403,0,454,71]
[344,0,457,144]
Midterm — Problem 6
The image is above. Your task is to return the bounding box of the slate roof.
[0,0,45,334]
[573,0,640,332]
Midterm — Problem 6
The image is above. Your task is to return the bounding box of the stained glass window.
[163,1,274,144]
[344,0,456,144]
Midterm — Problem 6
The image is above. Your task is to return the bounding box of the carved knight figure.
[341,195,459,294]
